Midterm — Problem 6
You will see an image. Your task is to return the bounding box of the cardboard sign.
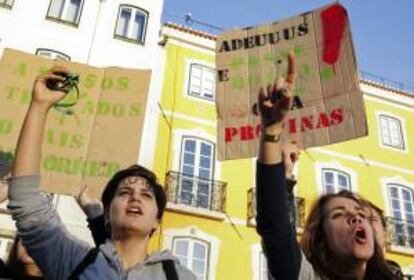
[0,49,151,197]
[216,3,367,160]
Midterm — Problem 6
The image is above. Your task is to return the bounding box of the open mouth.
[354,228,367,244]
[126,207,143,216]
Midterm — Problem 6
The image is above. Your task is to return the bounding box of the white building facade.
[0,0,166,256]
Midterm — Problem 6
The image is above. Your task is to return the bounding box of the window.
[173,238,209,280]
[387,184,414,247]
[0,0,13,9]
[179,137,215,209]
[47,0,84,25]
[379,114,405,150]
[322,168,351,193]
[115,5,148,44]
[189,64,215,101]
[36,48,71,61]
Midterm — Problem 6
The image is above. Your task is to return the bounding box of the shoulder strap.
[162,259,179,280]
[68,247,100,280]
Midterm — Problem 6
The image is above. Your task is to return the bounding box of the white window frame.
[183,59,216,103]
[172,237,209,280]
[172,128,220,182]
[178,136,215,210]
[188,64,215,101]
[376,111,408,153]
[387,184,414,248]
[315,161,358,195]
[164,227,220,280]
[36,48,71,61]
[0,0,14,9]
[381,176,414,254]
[169,128,224,219]
[321,168,351,194]
[46,0,84,25]
[114,5,149,45]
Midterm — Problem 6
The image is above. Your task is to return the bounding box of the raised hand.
[32,66,70,109]
[76,185,103,219]
[258,53,295,128]
[282,141,300,179]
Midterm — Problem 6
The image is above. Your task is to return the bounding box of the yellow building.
[149,22,414,279]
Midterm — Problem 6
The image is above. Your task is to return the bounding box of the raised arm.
[8,68,90,279]
[12,69,67,177]
[255,54,303,279]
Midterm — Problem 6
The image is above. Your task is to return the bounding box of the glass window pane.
[197,182,209,195]
[174,240,189,256]
[117,8,131,36]
[65,0,81,22]
[182,165,194,176]
[192,259,205,274]
[36,49,70,61]
[390,187,399,198]
[402,189,412,201]
[392,199,401,210]
[199,157,211,169]
[338,174,348,187]
[191,65,202,78]
[200,143,212,156]
[198,169,210,179]
[193,243,206,259]
[184,153,195,166]
[404,202,413,213]
[49,0,64,18]
[131,12,145,41]
[184,140,196,152]
[323,172,334,184]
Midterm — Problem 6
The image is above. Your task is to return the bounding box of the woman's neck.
[112,234,149,271]
[331,259,367,280]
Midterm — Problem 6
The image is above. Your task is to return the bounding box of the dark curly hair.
[101,164,167,236]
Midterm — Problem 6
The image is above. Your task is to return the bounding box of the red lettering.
[241,126,255,140]
[330,108,344,125]
[316,112,330,128]
[225,127,238,142]
[288,118,297,134]
[301,116,314,131]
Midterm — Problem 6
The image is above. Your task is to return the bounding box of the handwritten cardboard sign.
[0,49,151,197]
[216,3,367,160]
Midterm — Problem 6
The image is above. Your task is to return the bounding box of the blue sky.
[163,0,413,92]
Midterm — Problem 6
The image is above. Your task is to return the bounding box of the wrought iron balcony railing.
[247,188,305,228]
[165,171,227,213]
[386,216,414,249]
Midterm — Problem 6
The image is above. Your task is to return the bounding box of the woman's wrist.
[262,123,283,139]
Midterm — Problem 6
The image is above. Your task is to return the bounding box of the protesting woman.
[255,54,399,279]
[8,67,196,279]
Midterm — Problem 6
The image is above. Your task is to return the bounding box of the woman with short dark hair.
[8,67,196,279]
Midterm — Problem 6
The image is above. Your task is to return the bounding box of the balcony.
[247,188,305,229]
[386,216,414,251]
[165,171,227,219]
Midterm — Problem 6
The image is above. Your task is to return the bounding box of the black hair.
[101,164,166,221]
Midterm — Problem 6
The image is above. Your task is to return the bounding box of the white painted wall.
[0,0,165,243]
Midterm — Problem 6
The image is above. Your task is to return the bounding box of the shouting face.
[107,176,159,238]
[322,197,374,262]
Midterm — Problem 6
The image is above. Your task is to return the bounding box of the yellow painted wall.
[150,29,414,279]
